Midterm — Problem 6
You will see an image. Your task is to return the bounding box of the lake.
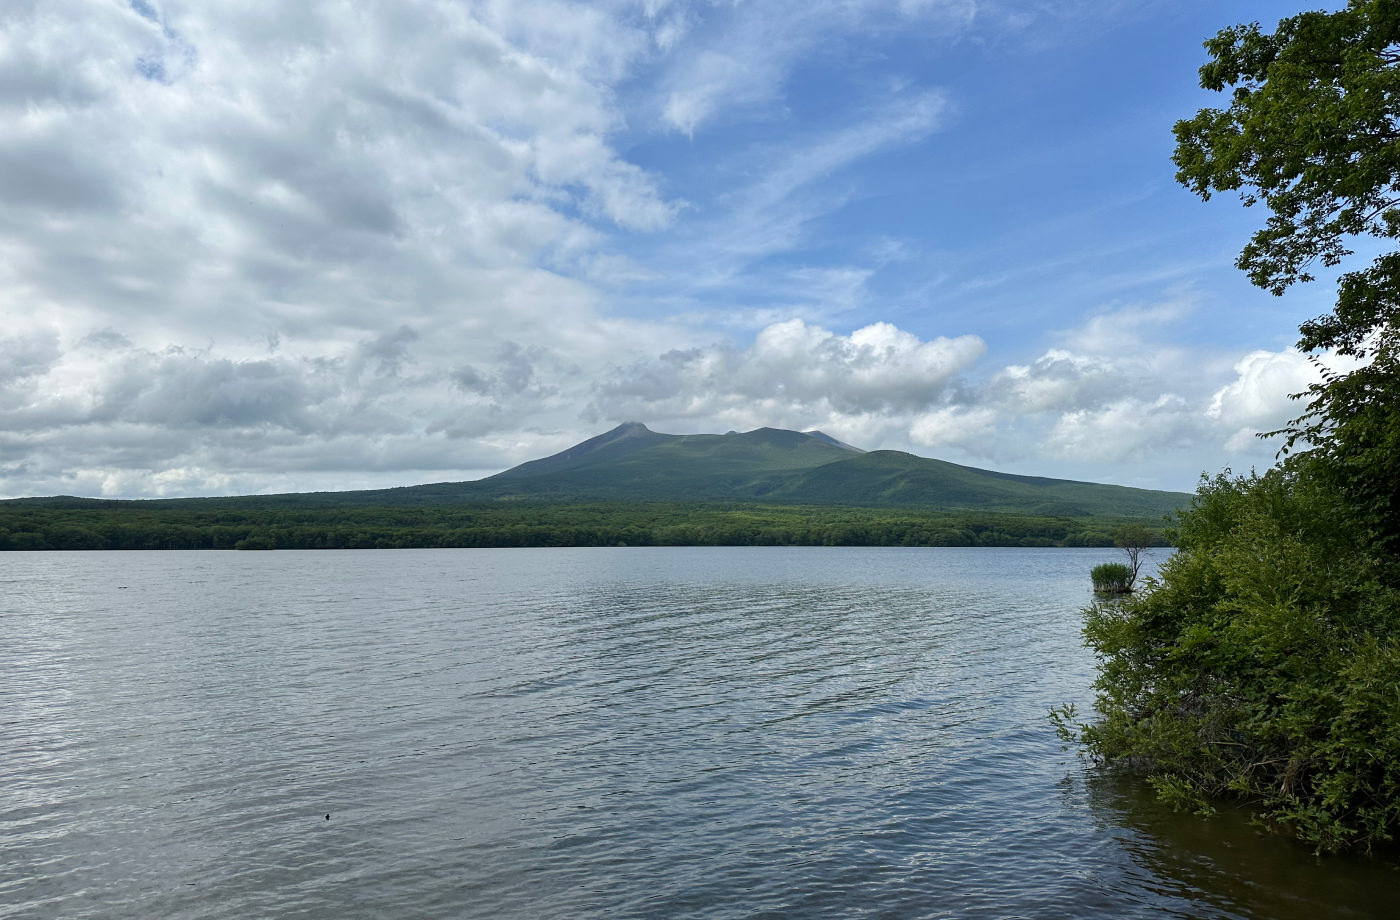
[2,547,1395,918]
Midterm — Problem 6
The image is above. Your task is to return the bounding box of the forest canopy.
[0,500,1165,551]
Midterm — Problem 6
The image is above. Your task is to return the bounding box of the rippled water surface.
[2,547,1396,918]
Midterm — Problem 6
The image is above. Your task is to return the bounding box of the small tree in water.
[1089,525,1154,595]
[1114,524,1154,589]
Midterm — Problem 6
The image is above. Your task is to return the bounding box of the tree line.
[0,501,1169,551]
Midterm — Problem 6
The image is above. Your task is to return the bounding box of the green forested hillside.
[444,423,1187,517]
[761,450,1186,516]
[0,422,1189,549]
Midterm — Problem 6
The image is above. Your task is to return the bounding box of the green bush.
[1090,562,1134,595]
[1060,466,1400,852]
[1064,0,1400,854]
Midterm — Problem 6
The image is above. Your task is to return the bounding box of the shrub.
[1060,466,1400,853]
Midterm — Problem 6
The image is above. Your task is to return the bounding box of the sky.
[0,0,1353,499]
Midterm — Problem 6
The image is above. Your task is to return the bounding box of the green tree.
[1172,0,1400,553]
[1065,467,1400,852]
[1060,1,1400,852]
[1113,523,1155,588]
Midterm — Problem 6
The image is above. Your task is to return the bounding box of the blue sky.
[0,0,1348,497]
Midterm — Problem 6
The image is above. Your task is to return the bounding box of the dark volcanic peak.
[486,421,665,481]
[468,423,1188,517]
[735,427,824,447]
[486,422,861,488]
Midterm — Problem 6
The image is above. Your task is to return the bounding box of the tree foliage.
[1172,2,1400,304]
[1063,1,1400,853]
[1068,467,1400,852]
[1113,523,1154,588]
[0,500,1169,551]
[1172,0,1400,553]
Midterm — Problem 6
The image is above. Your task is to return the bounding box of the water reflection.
[1069,768,1400,919]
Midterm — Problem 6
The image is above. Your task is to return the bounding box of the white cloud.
[0,323,611,497]
[900,300,1315,479]
[1054,297,1196,357]
[655,0,975,135]
[1044,394,1198,463]
[992,349,1122,413]
[0,0,676,344]
[910,406,999,453]
[663,50,761,136]
[592,318,986,425]
[0,0,703,495]
[1206,348,1364,452]
[0,328,61,385]
[0,0,1324,499]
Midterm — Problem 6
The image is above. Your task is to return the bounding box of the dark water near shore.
[2,547,1396,918]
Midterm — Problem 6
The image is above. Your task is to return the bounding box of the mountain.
[2,422,1190,519]
[459,422,1187,517]
[474,422,865,501]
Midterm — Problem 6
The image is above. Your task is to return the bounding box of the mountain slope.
[466,423,1187,516]
[763,450,1186,516]
[478,423,864,499]
[485,421,672,480]
[1,422,1190,519]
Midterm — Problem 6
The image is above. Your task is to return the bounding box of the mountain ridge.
[464,423,1185,517]
[1,422,1190,519]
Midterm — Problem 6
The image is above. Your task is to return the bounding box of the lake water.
[2,547,1396,918]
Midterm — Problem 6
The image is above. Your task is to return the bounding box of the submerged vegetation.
[1061,1,1400,853]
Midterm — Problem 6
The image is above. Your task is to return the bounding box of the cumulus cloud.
[898,300,1320,479]
[0,327,595,497]
[1043,395,1199,463]
[1206,350,1313,450]
[0,0,695,495]
[117,353,321,432]
[991,349,1124,414]
[0,328,61,384]
[591,319,986,425]
[0,0,678,344]
[909,406,1000,453]
[0,0,1009,500]
[449,342,556,400]
[1206,348,1365,451]
[574,293,1321,488]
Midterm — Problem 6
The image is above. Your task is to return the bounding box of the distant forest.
[0,500,1170,551]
